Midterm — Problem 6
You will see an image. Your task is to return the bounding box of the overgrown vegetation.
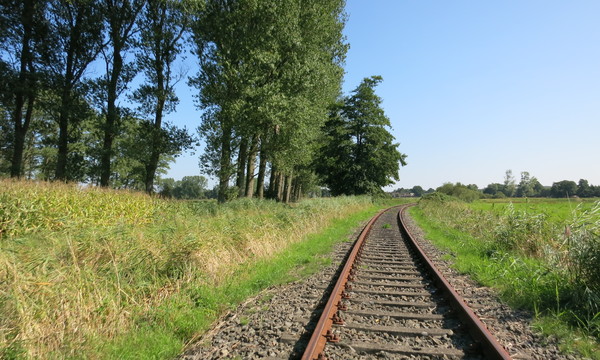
[411,194,600,358]
[0,179,395,359]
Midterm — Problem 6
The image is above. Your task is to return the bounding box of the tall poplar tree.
[49,0,105,180]
[133,0,191,193]
[191,0,347,202]
[98,0,145,187]
[0,0,52,178]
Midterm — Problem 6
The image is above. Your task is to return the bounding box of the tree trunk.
[245,134,258,198]
[277,172,285,202]
[267,164,276,199]
[256,138,267,199]
[292,177,301,202]
[55,86,72,181]
[144,104,163,193]
[11,118,26,178]
[144,58,165,194]
[100,42,123,187]
[236,136,248,197]
[217,123,233,203]
[55,12,82,181]
[283,173,293,203]
[10,0,35,179]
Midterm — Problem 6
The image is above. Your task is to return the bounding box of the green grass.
[98,203,390,359]
[409,198,600,359]
[0,179,410,359]
[471,197,598,223]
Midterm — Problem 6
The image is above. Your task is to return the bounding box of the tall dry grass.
[0,179,373,358]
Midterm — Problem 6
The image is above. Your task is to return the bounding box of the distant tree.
[483,183,503,196]
[531,178,544,196]
[316,76,407,195]
[157,177,175,198]
[411,185,424,197]
[466,184,479,191]
[172,175,208,199]
[204,185,219,199]
[436,182,481,202]
[576,179,595,198]
[550,180,578,198]
[503,169,516,197]
[515,171,543,197]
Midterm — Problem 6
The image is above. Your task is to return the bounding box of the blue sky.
[165,1,600,190]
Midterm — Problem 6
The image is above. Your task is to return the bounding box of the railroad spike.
[332,311,345,325]
[325,329,340,343]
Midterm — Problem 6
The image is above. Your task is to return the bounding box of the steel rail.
[300,208,387,360]
[398,204,512,360]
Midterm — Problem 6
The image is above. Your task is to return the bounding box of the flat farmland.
[470,197,599,223]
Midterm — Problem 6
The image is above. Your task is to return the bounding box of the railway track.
[301,205,511,360]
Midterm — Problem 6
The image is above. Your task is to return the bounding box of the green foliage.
[419,191,455,203]
[158,176,208,200]
[411,185,425,197]
[412,199,600,356]
[435,182,481,202]
[316,76,407,196]
[551,180,579,198]
[191,0,347,202]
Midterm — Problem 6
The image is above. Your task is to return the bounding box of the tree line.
[404,170,600,202]
[1,0,405,202]
[1,0,194,193]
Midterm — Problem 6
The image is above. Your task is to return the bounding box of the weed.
[238,316,250,326]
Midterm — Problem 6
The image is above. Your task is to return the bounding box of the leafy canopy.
[316,76,406,196]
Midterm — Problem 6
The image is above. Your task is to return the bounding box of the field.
[409,195,600,358]
[471,197,599,222]
[0,179,407,359]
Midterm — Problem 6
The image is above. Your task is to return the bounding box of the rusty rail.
[301,204,512,360]
[300,208,386,360]
[398,204,512,360]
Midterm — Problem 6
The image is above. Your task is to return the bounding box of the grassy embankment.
[409,195,600,359]
[0,179,408,359]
